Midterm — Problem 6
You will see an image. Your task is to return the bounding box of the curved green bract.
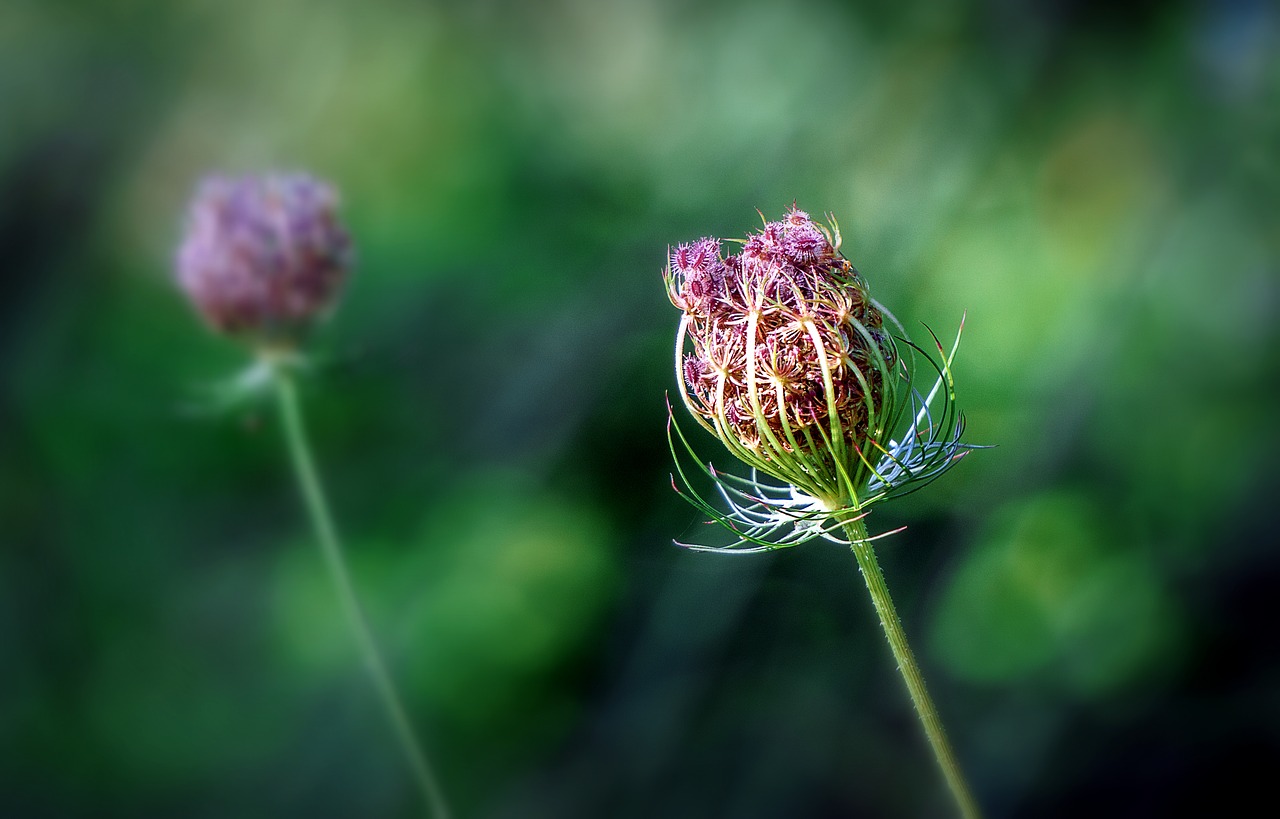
[668,315,981,552]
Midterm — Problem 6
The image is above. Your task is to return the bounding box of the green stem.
[274,369,452,819]
[842,516,981,819]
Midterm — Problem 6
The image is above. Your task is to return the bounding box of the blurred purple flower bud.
[175,172,353,346]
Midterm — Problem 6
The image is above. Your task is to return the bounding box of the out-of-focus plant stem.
[274,368,452,819]
[842,515,981,819]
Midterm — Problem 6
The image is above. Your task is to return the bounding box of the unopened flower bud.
[667,205,897,507]
[175,173,352,347]
[664,206,977,552]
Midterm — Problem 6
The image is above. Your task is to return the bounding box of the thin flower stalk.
[273,363,452,819]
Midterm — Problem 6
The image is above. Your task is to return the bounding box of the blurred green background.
[3,0,1277,816]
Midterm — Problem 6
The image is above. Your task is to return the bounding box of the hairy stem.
[843,516,981,819]
[274,369,452,819]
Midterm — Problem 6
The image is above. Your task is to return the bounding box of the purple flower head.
[741,234,770,263]
[682,353,712,402]
[782,222,828,263]
[669,237,726,313]
[670,237,720,277]
[175,172,352,346]
[667,204,899,504]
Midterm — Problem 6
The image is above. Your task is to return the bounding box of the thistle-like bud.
[665,206,973,551]
[175,173,353,347]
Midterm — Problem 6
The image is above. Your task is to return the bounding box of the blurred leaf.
[929,491,1182,696]
[272,472,619,730]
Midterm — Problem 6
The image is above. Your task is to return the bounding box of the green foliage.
[930,492,1181,695]
[272,475,619,729]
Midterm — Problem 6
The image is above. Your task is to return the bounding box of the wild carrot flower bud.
[175,173,353,347]
[665,205,975,551]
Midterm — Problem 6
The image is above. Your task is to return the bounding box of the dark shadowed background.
[2,0,1278,817]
